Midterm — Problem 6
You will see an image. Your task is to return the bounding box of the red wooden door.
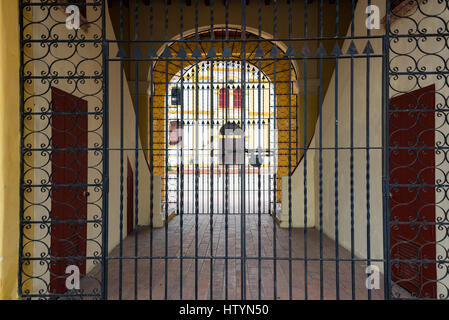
[127,159,134,235]
[50,87,88,294]
[389,84,436,298]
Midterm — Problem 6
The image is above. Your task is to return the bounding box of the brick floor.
[82,215,404,300]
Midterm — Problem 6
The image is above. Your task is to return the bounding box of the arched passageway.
[149,28,299,216]
[165,59,277,215]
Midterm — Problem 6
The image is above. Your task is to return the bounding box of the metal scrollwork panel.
[20,0,106,299]
[388,0,449,300]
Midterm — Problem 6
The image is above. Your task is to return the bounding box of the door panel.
[389,84,436,298]
[50,87,88,295]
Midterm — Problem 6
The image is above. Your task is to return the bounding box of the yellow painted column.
[0,0,20,300]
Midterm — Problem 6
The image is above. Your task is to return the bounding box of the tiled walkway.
[82,215,398,300]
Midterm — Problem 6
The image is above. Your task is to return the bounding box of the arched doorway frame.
[147,24,300,93]
[165,58,277,214]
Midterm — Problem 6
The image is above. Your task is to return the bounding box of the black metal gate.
[18,0,449,300]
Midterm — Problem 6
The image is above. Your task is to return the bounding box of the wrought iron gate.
[18,0,449,300]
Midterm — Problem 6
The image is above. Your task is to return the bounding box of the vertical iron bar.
[133,0,140,300]
[118,0,124,301]
[164,0,169,300]
[194,0,200,299]
[257,0,263,300]
[240,0,247,300]
[209,0,215,300]
[224,0,229,299]
[366,0,372,301]
[334,0,340,300]
[349,0,356,300]
[18,0,25,298]
[318,0,324,300]
[101,0,110,300]
[272,0,278,301]
[149,0,154,300]
[179,0,184,300]
[287,0,293,301]
[302,0,309,301]
[383,0,392,301]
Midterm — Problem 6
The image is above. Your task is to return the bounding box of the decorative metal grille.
[386,0,449,299]
[19,0,108,299]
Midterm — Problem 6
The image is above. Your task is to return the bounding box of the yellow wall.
[0,0,20,299]
[280,149,316,228]
[305,0,385,269]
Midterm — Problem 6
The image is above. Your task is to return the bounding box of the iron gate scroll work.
[386,0,449,299]
[18,0,449,300]
[19,0,109,299]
